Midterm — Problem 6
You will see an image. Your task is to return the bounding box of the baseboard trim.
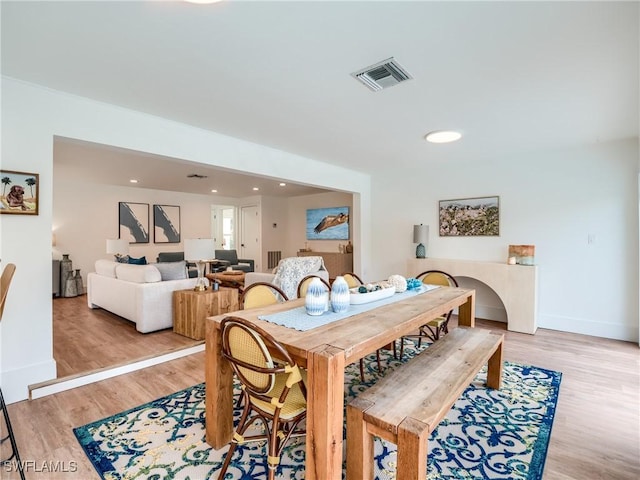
[29,343,205,400]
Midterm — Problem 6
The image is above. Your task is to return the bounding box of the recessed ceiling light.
[252,187,259,191]
[211,189,218,193]
[279,183,286,187]
[130,179,138,183]
[425,131,462,143]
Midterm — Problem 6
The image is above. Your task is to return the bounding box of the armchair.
[214,249,255,273]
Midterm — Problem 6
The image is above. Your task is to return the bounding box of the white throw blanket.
[272,256,326,299]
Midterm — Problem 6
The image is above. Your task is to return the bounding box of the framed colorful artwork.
[0,170,39,215]
[439,196,499,236]
[306,206,349,240]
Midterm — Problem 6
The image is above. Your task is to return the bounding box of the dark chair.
[399,270,459,358]
[156,252,198,278]
[215,249,255,273]
[339,271,397,381]
[296,274,331,298]
[217,316,307,480]
[0,263,25,480]
[241,282,289,310]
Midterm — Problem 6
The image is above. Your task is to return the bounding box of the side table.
[173,287,239,340]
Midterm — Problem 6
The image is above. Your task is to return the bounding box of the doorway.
[240,204,260,271]
[211,205,236,250]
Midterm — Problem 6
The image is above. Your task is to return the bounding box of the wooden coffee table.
[206,270,245,289]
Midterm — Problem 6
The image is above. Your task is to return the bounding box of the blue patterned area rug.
[74,342,561,480]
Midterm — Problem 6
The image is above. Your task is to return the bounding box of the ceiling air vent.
[351,57,413,92]
[187,174,208,179]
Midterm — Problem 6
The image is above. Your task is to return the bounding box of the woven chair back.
[241,282,289,309]
[0,264,16,322]
[417,270,458,287]
[297,275,331,298]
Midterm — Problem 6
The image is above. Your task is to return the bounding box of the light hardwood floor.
[53,295,199,378]
[4,317,639,479]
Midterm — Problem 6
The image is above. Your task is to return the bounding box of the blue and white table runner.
[258,284,439,331]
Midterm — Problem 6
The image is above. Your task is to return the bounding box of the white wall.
[0,78,371,402]
[369,138,639,342]
[257,192,354,272]
[2,76,636,404]
[53,177,239,282]
[285,192,354,258]
[260,195,288,270]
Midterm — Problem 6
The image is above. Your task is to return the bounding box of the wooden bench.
[346,327,504,480]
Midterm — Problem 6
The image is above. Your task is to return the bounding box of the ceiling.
[2,1,638,196]
[53,137,331,198]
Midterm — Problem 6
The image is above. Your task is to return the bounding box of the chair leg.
[0,388,25,480]
[217,440,239,480]
[359,359,365,381]
[375,350,382,373]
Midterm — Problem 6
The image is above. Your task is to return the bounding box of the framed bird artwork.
[306,206,349,240]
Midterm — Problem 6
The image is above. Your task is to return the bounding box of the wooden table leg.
[457,291,476,328]
[486,336,504,390]
[205,318,234,449]
[306,344,345,480]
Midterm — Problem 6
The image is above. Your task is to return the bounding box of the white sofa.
[87,259,198,333]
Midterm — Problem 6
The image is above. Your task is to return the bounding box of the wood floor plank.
[53,295,199,378]
[5,315,639,479]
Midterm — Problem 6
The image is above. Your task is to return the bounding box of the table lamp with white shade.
[106,238,129,261]
[184,238,215,291]
[413,224,429,259]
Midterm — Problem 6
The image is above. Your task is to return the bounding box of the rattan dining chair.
[399,269,459,359]
[241,282,289,310]
[296,274,331,298]
[341,272,364,289]
[0,263,25,480]
[217,316,307,480]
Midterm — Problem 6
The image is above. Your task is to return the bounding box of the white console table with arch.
[407,258,538,334]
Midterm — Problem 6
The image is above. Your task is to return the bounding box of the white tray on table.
[349,285,396,304]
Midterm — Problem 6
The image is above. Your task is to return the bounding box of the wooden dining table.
[204,285,476,480]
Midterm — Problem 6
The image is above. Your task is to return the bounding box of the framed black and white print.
[153,204,181,243]
[119,202,150,244]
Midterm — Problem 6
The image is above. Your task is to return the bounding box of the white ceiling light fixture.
[211,189,218,193]
[129,179,138,183]
[252,187,259,191]
[279,182,286,187]
[425,130,462,144]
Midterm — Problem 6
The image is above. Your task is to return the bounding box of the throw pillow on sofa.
[128,255,147,265]
[115,264,162,283]
[154,261,188,281]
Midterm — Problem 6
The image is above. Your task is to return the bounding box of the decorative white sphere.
[387,274,407,293]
